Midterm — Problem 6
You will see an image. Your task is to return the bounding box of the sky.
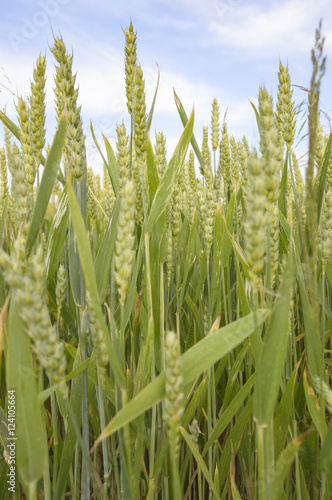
[1,0,332,176]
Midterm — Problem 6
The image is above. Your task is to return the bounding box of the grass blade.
[6,298,46,485]
[303,368,327,440]
[218,396,253,487]
[89,121,108,169]
[173,89,204,173]
[221,192,236,268]
[45,186,69,281]
[145,107,194,232]
[26,115,67,256]
[269,433,307,500]
[54,349,83,500]
[254,250,294,425]
[181,376,207,429]
[278,152,289,218]
[315,131,332,222]
[320,418,332,471]
[0,110,21,142]
[180,426,221,500]
[94,196,120,302]
[147,64,160,132]
[67,180,125,388]
[38,357,92,404]
[103,133,119,197]
[0,110,65,185]
[249,99,260,129]
[274,365,299,460]
[230,443,242,500]
[94,309,268,446]
[182,310,268,385]
[202,373,255,456]
[147,137,159,203]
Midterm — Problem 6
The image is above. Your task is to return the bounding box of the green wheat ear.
[0,239,68,397]
[52,35,86,179]
[133,64,148,211]
[155,131,167,179]
[30,54,46,175]
[276,61,295,150]
[16,96,35,193]
[219,121,231,202]
[258,86,282,288]
[164,330,184,458]
[55,263,67,318]
[211,98,220,152]
[187,149,197,226]
[114,180,136,306]
[87,168,97,230]
[9,137,29,232]
[230,135,240,192]
[101,163,115,219]
[116,122,130,194]
[319,188,332,271]
[0,147,8,219]
[86,291,109,387]
[124,20,137,115]
[243,149,267,289]
[188,418,200,448]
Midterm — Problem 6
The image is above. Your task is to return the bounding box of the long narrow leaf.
[68,173,87,306]
[303,368,327,440]
[145,107,194,232]
[67,181,125,388]
[26,115,67,256]
[180,427,221,500]
[45,186,69,281]
[94,196,120,302]
[103,134,119,197]
[0,110,21,142]
[249,99,260,128]
[254,250,294,425]
[54,350,83,500]
[90,121,108,171]
[202,373,255,456]
[181,309,268,385]
[315,131,332,222]
[38,357,92,404]
[320,418,332,470]
[269,433,307,500]
[147,137,159,203]
[218,397,254,487]
[0,110,65,184]
[147,64,160,131]
[173,90,204,173]
[274,365,299,460]
[6,298,46,484]
[94,309,268,446]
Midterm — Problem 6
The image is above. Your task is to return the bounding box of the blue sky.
[1,0,332,175]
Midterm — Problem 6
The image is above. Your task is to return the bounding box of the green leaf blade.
[67,180,125,388]
[6,298,46,485]
[254,252,294,425]
[145,107,194,232]
[26,115,67,256]
[95,309,268,446]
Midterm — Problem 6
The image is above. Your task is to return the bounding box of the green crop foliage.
[0,21,331,500]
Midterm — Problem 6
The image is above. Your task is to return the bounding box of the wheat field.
[0,19,331,500]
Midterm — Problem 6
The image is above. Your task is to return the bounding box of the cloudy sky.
[1,0,332,175]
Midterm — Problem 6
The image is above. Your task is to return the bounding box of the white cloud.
[208,0,332,57]
[0,32,276,174]
[2,0,329,178]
